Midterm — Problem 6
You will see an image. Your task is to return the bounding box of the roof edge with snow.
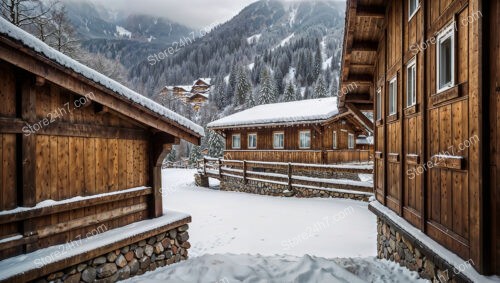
[0,17,204,141]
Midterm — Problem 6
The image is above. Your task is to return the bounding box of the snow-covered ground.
[123,169,426,282]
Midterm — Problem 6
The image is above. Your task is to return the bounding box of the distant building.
[207,97,374,164]
[161,78,212,111]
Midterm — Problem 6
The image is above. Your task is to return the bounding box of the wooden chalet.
[161,78,211,111]
[0,18,203,282]
[207,97,374,164]
[340,0,499,280]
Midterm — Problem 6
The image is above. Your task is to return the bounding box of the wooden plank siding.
[219,115,373,164]
[365,0,490,274]
[0,56,179,260]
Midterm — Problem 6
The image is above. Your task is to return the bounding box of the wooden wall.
[489,0,500,273]
[221,120,370,164]
[374,0,484,271]
[0,59,155,260]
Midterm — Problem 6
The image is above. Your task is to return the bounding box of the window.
[409,0,419,20]
[389,76,397,115]
[406,58,417,107]
[348,133,355,149]
[299,130,311,149]
[248,133,257,149]
[437,23,455,92]
[232,134,241,149]
[376,88,382,121]
[333,131,338,149]
[273,132,284,149]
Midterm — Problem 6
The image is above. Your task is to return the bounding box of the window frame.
[231,134,241,149]
[408,0,420,21]
[436,22,456,93]
[388,76,398,116]
[406,57,417,107]
[247,133,257,149]
[348,133,355,149]
[298,130,311,149]
[332,130,338,149]
[376,88,382,121]
[273,131,285,149]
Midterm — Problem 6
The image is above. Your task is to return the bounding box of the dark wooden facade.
[340,0,499,275]
[0,29,202,261]
[211,111,373,164]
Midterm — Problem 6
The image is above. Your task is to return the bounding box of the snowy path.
[123,169,426,282]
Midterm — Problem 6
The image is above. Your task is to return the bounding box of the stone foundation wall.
[34,224,190,283]
[376,218,472,283]
[219,175,371,201]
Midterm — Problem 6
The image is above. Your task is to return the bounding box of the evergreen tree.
[189,146,202,165]
[208,130,225,157]
[314,76,328,98]
[258,68,276,105]
[246,90,256,108]
[235,66,251,106]
[166,147,177,162]
[284,82,296,102]
[274,69,284,95]
[330,76,339,97]
[295,84,303,100]
[313,39,323,80]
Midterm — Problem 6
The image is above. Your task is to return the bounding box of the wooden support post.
[203,157,207,175]
[21,79,37,208]
[20,78,38,253]
[288,163,293,191]
[243,160,247,184]
[149,134,174,218]
[218,158,222,178]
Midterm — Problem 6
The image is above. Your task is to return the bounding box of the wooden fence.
[197,157,374,193]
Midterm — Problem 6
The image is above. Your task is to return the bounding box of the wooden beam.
[351,40,379,52]
[20,79,36,208]
[0,38,202,145]
[0,187,152,225]
[0,118,148,140]
[150,134,174,218]
[356,5,385,18]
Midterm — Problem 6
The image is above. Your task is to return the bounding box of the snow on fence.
[196,158,374,194]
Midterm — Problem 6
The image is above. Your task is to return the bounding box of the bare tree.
[48,4,78,55]
[1,0,56,27]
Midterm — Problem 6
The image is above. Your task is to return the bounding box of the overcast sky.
[88,0,344,28]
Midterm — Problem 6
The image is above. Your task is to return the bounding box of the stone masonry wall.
[33,225,190,283]
[219,175,371,201]
[377,218,472,283]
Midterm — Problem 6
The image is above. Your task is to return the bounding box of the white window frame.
[273,132,284,149]
[232,134,241,149]
[247,133,257,149]
[299,130,311,149]
[376,88,382,121]
[408,0,420,21]
[389,76,398,115]
[406,57,417,107]
[332,131,338,149]
[436,22,455,93]
[348,133,355,149]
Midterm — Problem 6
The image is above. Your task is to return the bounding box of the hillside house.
[0,18,203,282]
[207,97,374,164]
[160,78,212,111]
[340,0,499,281]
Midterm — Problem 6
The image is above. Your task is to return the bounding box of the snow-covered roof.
[208,97,339,128]
[174,85,193,92]
[194,78,211,85]
[0,17,204,137]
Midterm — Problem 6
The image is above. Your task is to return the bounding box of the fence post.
[218,158,222,178]
[243,160,247,184]
[288,162,293,191]
[203,157,207,175]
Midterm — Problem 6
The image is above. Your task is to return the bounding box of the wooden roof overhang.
[339,0,386,114]
[0,35,202,145]
[322,107,374,134]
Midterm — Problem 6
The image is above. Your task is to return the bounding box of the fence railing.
[197,157,374,193]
